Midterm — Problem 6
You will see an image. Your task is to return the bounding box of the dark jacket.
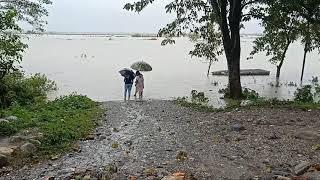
[124,75,134,85]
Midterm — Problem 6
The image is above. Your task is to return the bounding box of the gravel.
[1,100,320,179]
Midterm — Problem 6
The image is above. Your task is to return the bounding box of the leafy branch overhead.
[0,0,51,80]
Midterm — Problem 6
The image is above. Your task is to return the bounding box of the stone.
[44,176,55,180]
[86,134,95,140]
[72,143,81,152]
[28,139,41,146]
[0,147,14,156]
[9,136,27,144]
[162,176,184,180]
[6,116,18,121]
[272,170,292,177]
[304,171,320,180]
[294,130,320,140]
[294,161,311,175]
[83,175,91,180]
[268,133,280,140]
[20,142,37,154]
[0,119,9,123]
[0,154,8,168]
[232,124,246,132]
[98,135,107,141]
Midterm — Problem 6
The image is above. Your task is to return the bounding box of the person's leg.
[127,84,132,100]
[124,84,128,101]
[139,91,143,100]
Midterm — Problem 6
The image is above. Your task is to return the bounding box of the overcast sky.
[45,0,263,34]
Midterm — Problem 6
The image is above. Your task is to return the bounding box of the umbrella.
[119,68,135,77]
[131,61,152,72]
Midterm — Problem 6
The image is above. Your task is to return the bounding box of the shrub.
[191,90,209,104]
[294,85,314,103]
[0,72,57,108]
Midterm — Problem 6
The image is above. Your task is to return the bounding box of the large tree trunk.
[300,42,308,82]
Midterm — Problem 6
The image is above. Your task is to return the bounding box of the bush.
[191,90,209,104]
[0,72,57,108]
[294,85,314,103]
[218,87,260,100]
[0,121,17,136]
[1,94,102,154]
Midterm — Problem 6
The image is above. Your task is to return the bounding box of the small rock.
[28,139,41,146]
[124,140,133,147]
[20,142,37,154]
[162,176,184,180]
[146,176,157,180]
[272,170,292,177]
[0,154,8,168]
[83,175,91,180]
[9,136,27,144]
[44,176,55,180]
[51,155,59,160]
[99,135,107,141]
[304,171,320,180]
[86,134,95,140]
[275,176,291,180]
[232,124,246,132]
[176,151,188,161]
[129,176,138,180]
[294,130,320,140]
[144,168,157,176]
[268,133,280,140]
[72,143,81,152]
[6,116,18,121]
[0,147,14,156]
[294,161,311,175]
[0,119,9,123]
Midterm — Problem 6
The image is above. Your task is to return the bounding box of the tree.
[0,0,51,80]
[0,10,27,80]
[124,0,266,99]
[250,2,299,79]
[189,22,223,76]
[281,0,320,81]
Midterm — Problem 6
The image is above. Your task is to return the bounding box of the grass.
[175,96,320,113]
[0,94,104,156]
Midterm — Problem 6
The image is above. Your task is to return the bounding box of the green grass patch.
[0,94,103,156]
[175,96,320,113]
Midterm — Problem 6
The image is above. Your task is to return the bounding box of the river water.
[22,34,320,105]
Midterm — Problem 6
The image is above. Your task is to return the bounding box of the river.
[22,34,320,105]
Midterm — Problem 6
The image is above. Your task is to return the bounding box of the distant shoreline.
[22,31,263,37]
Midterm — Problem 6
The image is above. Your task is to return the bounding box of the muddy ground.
[1,100,320,179]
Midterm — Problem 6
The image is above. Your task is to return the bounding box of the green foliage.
[0,72,57,108]
[249,1,299,78]
[1,94,103,154]
[0,9,28,80]
[191,90,209,104]
[0,0,51,81]
[294,85,314,103]
[0,121,17,136]
[242,88,260,100]
[219,87,260,100]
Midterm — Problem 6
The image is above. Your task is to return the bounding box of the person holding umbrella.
[131,61,152,100]
[134,71,144,100]
[119,68,135,101]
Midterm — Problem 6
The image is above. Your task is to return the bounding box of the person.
[134,71,144,100]
[124,73,135,101]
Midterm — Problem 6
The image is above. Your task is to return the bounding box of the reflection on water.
[22,35,320,105]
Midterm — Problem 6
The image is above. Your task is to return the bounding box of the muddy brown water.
[22,35,320,106]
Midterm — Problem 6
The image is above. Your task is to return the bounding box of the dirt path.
[1,100,320,179]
